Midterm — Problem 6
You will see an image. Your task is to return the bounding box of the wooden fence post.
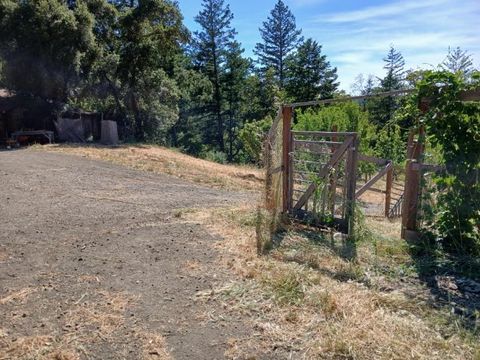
[282,106,293,214]
[345,134,359,237]
[385,162,393,217]
[401,127,425,240]
[329,125,338,216]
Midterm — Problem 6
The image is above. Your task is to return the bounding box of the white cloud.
[323,0,449,23]
[302,0,480,90]
[290,0,326,8]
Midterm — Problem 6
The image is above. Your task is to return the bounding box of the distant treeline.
[0,0,477,163]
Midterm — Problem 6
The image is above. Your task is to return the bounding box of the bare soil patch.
[0,150,257,359]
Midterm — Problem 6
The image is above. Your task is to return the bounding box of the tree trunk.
[130,90,144,142]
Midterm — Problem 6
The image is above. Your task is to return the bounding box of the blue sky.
[178,0,480,91]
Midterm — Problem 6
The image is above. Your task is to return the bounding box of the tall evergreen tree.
[193,0,236,151]
[254,0,302,88]
[370,46,406,125]
[223,41,251,161]
[285,38,338,102]
[115,0,188,141]
[380,46,406,91]
[169,54,213,154]
[441,46,475,78]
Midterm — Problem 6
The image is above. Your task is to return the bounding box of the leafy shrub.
[201,149,227,164]
[405,71,480,254]
[294,102,379,176]
[374,124,406,164]
[239,115,273,164]
[295,102,377,151]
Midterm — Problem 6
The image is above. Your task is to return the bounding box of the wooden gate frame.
[281,105,359,236]
[279,87,479,240]
[356,154,394,218]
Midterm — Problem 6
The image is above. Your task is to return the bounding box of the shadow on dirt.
[407,240,480,331]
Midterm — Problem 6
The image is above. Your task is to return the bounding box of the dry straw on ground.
[185,204,480,359]
[38,144,263,191]
[0,286,171,360]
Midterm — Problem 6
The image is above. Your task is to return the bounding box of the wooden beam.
[401,127,425,239]
[285,88,479,111]
[286,89,414,108]
[292,130,357,137]
[411,163,445,172]
[345,136,359,237]
[385,164,393,217]
[355,162,392,199]
[459,89,480,102]
[294,140,339,154]
[329,126,339,217]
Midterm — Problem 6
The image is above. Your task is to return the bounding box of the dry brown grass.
[36,144,263,191]
[64,291,132,336]
[139,332,172,360]
[0,334,80,360]
[0,250,7,262]
[0,289,171,360]
[0,288,36,305]
[184,204,480,360]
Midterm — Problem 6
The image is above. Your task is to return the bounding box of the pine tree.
[193,0,236,151]
[285,38,338,102]
[441,46,474,78]
[370,46,406,125]
[380,46,406,91]
[223,41,251,161]
[254,0,302,88]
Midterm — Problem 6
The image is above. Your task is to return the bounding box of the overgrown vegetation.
[400,71,480,255]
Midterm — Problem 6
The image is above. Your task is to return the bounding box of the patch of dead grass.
[0,250,7,262]
[0,335,80,360]
[0,288,36,305]
[139,332,172,360]
[1,288,171,360]
[36,144,263,191]
[190,203,480,359]
[64,291,133,336]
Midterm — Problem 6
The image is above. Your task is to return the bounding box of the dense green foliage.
[239,115,273,164]
[0,0,96,102]
[404,71,480,254]
[284,38,338,102]
[0,0,343,162]
[294,102,378,176]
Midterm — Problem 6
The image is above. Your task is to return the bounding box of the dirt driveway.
[0,150,253,359]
